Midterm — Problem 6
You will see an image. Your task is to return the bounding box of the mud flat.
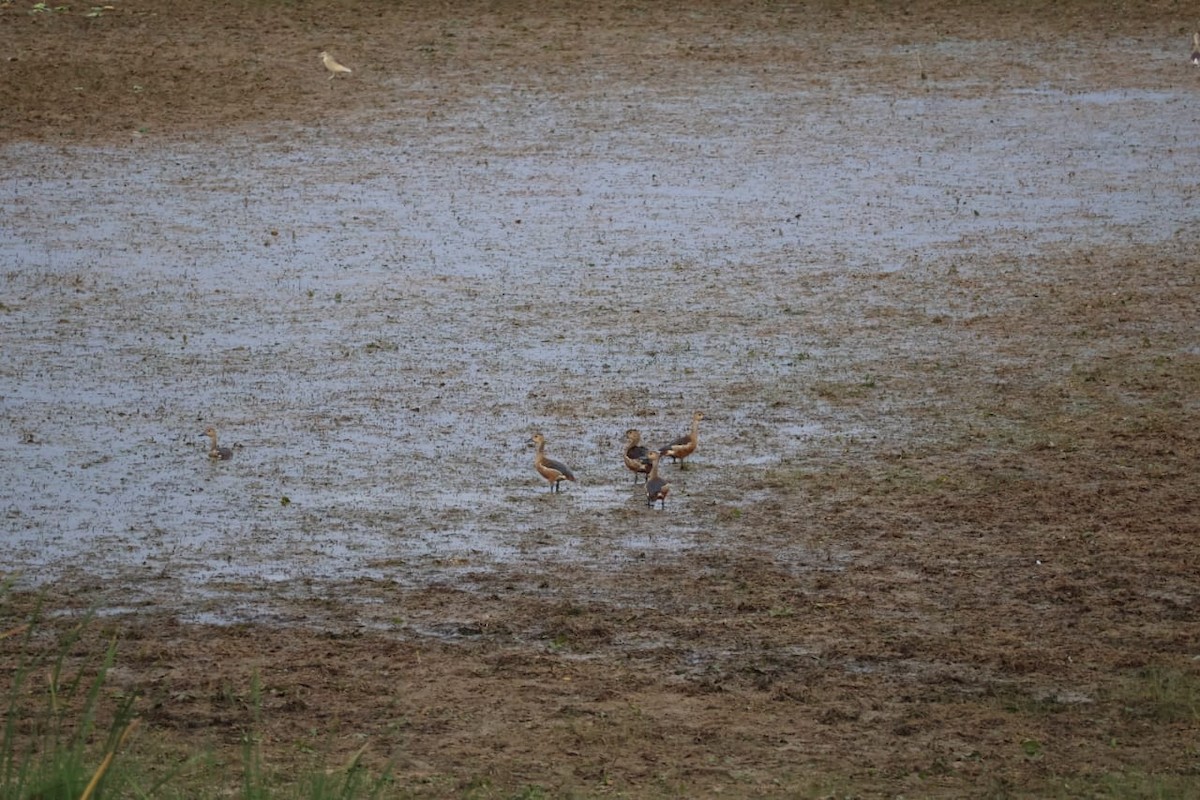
[2,1,1198,795]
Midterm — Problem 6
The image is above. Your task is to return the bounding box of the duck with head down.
[645,451,670,509]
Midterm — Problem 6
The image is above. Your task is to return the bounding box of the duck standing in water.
[623,428,653,484]
[660,411,704,469]
[203,426,233,461]
[528,433,576,493]
[645,451,670,509]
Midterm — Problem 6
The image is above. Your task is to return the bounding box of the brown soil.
[3,0,1199,797]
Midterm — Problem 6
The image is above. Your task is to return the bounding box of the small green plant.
[241,675,267,800]
[28,2,70,13]
[300,740,394,799]
[1019,737,1043,759]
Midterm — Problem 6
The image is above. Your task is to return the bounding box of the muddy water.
[2,59,1196,621]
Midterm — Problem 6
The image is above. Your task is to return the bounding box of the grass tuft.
[1,589,395,799]
[1114,666,1200,723]
[1,599,140,799]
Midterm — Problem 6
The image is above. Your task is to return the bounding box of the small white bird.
[320,51,353,80]
[1191,33,1200,66]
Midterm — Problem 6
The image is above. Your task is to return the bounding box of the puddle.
[1,57,1196,623]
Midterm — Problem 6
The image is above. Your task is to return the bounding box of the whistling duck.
[623,429,653,483]
[645,451,670,509]
[320,51,353,80]
[528,433,576,493]
[660,411,704,469]
[1192,33,1200,65]
[203,426,233,461]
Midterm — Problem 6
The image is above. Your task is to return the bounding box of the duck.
[528,433,576,493]
[659,411,704,469]
[645,451,670,509]
[202,426,233,461]
[1192,33,1200,65]
[623,428,653,483]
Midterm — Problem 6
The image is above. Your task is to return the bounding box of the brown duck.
[203,426,233,461]
[528,433,576,493]
[659,411,704,468]
[623,428,653,484]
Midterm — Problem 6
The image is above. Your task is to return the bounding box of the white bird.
[320,51,352,80]
[1191,33,1200,66]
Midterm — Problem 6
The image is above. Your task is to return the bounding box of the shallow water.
[2,65,1196,621]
